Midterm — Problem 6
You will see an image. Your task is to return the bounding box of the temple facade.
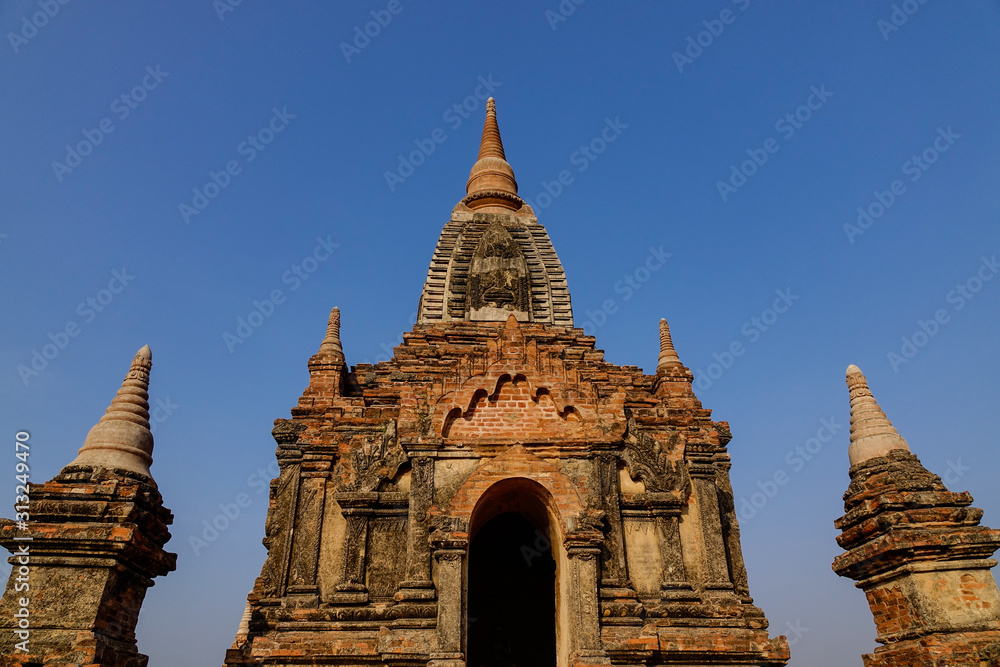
[222,99,789,667]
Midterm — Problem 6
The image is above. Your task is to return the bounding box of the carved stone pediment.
[467,221,531,322]
[621,415,684,493]
[272,418,306,445]
[352,421,408,492]
[429,514,469,536]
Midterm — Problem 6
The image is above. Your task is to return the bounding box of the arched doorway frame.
[431,445,603,667]
[467,478,564,667]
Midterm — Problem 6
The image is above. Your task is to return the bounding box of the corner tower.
[0,346,176,667]
[834,365,1000,666]
[227,100,788,667]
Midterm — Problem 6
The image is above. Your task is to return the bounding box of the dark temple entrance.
[467,511,557,667]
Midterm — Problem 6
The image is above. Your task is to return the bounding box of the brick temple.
[220,97,789,667]
[2,99,999,667]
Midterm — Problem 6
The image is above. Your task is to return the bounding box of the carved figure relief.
[467,221,531,321]
[353,421,408,492]
[621,414,684,493]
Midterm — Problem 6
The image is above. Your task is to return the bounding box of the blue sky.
[2,2,999,665]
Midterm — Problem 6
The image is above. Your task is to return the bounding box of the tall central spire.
[476,97,507,161]
[464,97,522,212]
[419,97,574,326]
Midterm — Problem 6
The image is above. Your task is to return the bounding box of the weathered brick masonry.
[0,346,175,667]
[224,99,789,667]
[833,365,1000,666]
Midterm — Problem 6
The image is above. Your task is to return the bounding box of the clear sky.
[2,2,999,665]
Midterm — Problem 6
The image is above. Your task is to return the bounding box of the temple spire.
[464,97,521,211]
[845,364,911,465]
[318,306,345,360]
[66,345,156,478]
[477,97,506,161]
[656,318,682,373]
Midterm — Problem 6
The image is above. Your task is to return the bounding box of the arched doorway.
[466,479,559,667]
[468,512,556,667]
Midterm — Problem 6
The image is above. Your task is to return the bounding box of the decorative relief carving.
[433,550,465,563]
[353,421,408,492]
[258,464,298,597]
[429,515,469,536]
[271,418,306,445]
[466,221,531,319]
[621,414,683,493]
[366,517,408,600]
[336,514,369,593]
[716,471,751,597]
[411,457,434,523]
[126,358,151,383]
[460,189,525,210]
[573,510,607,535]
[597,455,629,587]
[268,603,436,622]
[399,457,436,591]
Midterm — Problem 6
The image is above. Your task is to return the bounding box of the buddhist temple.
[221,98,790,667]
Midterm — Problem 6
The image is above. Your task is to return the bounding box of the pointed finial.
[318,306,345,360]
[66,345,156,478]
[657,318,682,372]
[846,364,911,466]
[477,98,506,161]
[465,98,521,211]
